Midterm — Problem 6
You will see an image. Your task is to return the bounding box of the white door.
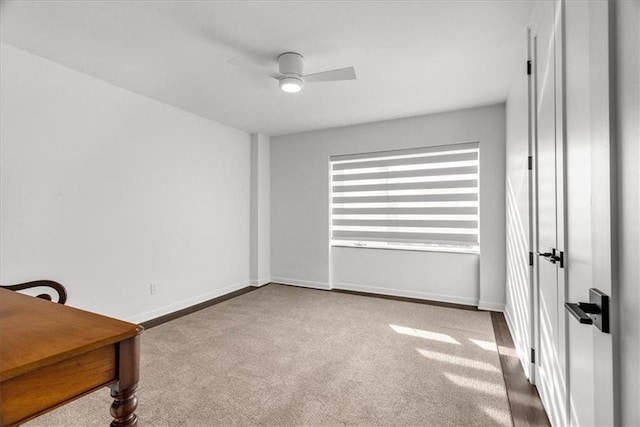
[532,2,568,425]
[563,1,615,425]
[531,1,616,426]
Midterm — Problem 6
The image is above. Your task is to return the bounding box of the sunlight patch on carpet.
[443,372,506,396]
[417,348,501,372]
[469,337,498,351]
[389,324,460,344]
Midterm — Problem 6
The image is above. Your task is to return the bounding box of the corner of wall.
[477,301,505,312]
[250,133,271,284]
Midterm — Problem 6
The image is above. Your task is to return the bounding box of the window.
[330,142,479,253]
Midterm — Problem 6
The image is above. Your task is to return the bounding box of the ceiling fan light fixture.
[279,76,304,93]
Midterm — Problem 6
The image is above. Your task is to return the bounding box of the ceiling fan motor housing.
[278,52,304,77]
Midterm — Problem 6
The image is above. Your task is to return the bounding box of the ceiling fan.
[229,52,356,93]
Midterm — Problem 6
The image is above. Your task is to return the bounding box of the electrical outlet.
[150,283,158,295]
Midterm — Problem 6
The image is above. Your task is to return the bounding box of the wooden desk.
[0,289,143,426]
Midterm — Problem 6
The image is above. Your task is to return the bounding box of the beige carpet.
[25,284,512,426]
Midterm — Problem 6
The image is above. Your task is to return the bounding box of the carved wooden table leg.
[110,385,138,426]
[110,335,141,427]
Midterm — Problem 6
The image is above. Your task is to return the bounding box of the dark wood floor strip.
[140,285,259,329]
[491,312,551,427]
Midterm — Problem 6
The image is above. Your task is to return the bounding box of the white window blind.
[330,142,479,253]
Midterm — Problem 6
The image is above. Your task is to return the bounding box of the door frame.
[526,25,537,385]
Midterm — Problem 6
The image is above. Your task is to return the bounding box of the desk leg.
[110,335,140,427]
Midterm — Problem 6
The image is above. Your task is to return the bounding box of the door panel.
[564,2,595,425]
[564,1,615,425]
[533,2,567,426]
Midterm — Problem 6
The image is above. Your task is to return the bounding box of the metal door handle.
[536,251,554,258]
[565,288,610,333]
[565,303,599,324]
[535,248,564,267]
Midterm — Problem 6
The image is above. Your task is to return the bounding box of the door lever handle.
[536,251,554,258]
[535,248,564,267]
[565,303,598,324]
[565,288,610,333]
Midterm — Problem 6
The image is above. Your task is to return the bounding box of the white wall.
[505,27,532,376]
[271,104,506,308]
[250,133,271,286]
[614,1,640,424]
[332,248,479,306]
[0,43,251,323]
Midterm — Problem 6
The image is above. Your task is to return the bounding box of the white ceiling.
[0,0,534,136]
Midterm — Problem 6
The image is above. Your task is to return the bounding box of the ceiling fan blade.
[304,66,356,83]
[227,56,281,80]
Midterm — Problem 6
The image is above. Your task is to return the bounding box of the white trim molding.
[477,300,505,312]
[270,277,331,290]
[250,279,271,287]
[332,281,479,307]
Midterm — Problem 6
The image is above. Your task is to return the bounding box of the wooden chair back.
[0,280,68,304]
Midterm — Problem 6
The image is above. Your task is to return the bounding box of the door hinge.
[530,348,536,363]
[529,252,534,266]
[528,156,533,170]
[527,60,532,75]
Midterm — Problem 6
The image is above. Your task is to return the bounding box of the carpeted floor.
[25,284,512,426]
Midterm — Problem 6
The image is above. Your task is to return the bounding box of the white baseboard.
[250,279,271,287]
[127,280,250,324]
[477,300,505,312]
[270,277,331,290]
[331,281,479,307]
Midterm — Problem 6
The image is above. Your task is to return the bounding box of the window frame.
[329,142,480,255]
